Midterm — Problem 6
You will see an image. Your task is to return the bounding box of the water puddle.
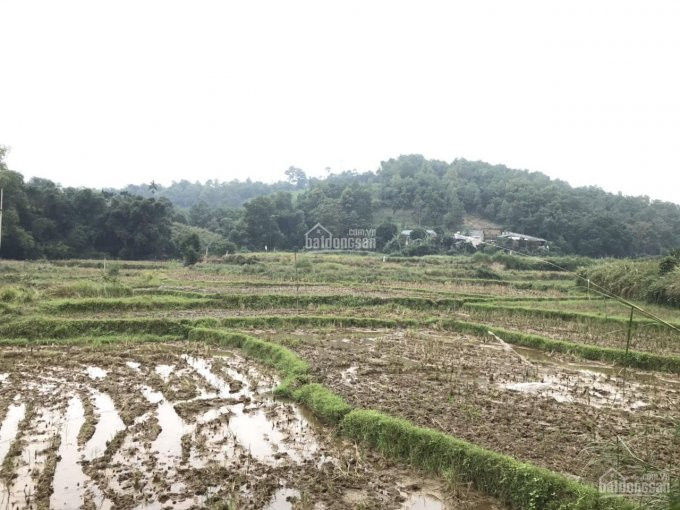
[265,488,301,510]
[1,406,63,508]
[341,366,358,384]
[229,404,295,461]
[0,402,25,464]
[85,366,107,379]
[503,377,573,403]
[499,346,670,411]
[514,346,679,387]
[51,396,112,509]
[181,354,320,464]
[229,401,320,463]
[142,386,193,462]
[155,364,175,381]
[84,390,126,460]
[402,493,445,510]
[327,332,379,350]
[501,372,648,410]
[182,355,248,398]
[126,361,141,371]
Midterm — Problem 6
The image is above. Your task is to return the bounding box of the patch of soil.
[277,327,680,489]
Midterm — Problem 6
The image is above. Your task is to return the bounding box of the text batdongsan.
[306,228,376,250]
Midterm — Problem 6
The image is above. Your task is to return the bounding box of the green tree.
[180,232,200,266]
[241,196,284,250]
[284,167,308,189]
[376,222,397,250]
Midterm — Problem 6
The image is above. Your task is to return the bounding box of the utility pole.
[0,188,4,258]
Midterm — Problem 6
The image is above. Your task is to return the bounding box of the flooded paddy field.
[0,342,501,509]
[259,327,680,487]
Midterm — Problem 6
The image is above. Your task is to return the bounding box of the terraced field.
[0,253,678,509]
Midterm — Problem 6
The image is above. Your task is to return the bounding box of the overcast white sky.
[1,1,679,203]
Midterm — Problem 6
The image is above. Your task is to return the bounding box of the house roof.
[401,229,437,237]
[500,231,547,242]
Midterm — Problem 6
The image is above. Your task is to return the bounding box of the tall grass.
[47,281,133,299]
[40,293,465,314]
[580,259,680,307]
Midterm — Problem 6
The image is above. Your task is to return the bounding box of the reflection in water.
[84,390,125,460]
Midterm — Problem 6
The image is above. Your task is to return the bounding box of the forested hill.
[2,147,680,259]
[122,155,680,257]
[120,178,296,209]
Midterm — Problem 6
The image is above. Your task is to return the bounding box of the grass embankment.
[36,290,597,316]
[41,293,465,314]
[463,301,680,330]
[580,259,680,307]
[4,314,679,373]
[433,319,680,373]
[0,317,189,339]
[42,296,215,313]
[209,315,680,373]
[188,327,636,510]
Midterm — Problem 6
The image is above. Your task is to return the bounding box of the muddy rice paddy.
[264,327,680,486]
[0,342,501,509]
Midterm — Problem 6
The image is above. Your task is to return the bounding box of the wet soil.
[267,327,680,489]
[0,342,503,509]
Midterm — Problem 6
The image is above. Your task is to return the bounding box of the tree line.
[1,147,177,259]
[2,147,680,260]
[172,155,680,257]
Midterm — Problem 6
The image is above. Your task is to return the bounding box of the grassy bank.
[463,301,680,330]
[341,410,634,510]
[580,259,680,307]
[4,314,679,373]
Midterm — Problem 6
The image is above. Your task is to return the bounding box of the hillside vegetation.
[3,147,680,259]
[129,155,680,257]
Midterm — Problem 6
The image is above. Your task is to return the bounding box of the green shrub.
[0,286,37,303]
[222,254,259,265]
[659,257,679,276]
[474,267,502,280]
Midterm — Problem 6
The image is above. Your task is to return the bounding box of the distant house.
[453,228,548,251]
[482,228,502,241]
[400,229,437,246]
[453,231,483,247]
[498,231,548,250]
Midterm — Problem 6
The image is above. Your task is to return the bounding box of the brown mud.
[0,342,503,509]
[268,327,680,487]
